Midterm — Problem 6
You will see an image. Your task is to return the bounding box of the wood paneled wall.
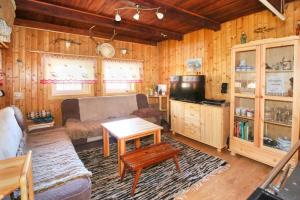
[0,26,158,124]
[1,1,300,125]
[158,1,300,101]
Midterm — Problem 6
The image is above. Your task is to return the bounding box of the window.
[52,83,91,96]
[41,54,96,97]
[103,59,143,94]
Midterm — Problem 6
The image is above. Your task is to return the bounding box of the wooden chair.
[20,151,34,200]
[0,151,34,200]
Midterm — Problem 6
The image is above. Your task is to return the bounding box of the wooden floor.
[172,133,272,200]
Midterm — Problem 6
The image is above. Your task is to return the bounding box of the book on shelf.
[234,120,251,141]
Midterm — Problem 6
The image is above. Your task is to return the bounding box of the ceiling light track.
[115,4,164,22]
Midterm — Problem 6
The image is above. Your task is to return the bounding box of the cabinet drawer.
[185,117,201,127]
[185,107,200,118]
[185,103,200,110]
[185,126,201,141]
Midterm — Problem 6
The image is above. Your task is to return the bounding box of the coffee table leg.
[118,139,126,176]
[134,138,141,149]
[154,129,161,144]
[103,128,110,157]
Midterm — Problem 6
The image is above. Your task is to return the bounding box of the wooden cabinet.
[230,36,300,167]
[170,100,229,151]
[170,100,184,134]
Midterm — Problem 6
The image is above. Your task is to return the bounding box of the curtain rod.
[29,50,98,58]
[28,50,144,62]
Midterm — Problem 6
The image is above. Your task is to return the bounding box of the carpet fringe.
[174,164,231,200]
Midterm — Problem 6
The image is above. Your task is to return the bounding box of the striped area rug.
[77,135,228,200]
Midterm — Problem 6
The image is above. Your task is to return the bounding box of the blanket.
[25,128,92,192]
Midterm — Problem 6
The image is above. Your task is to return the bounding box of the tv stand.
[170,100,229,151]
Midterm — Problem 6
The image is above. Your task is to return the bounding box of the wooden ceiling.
[15,0,295,45]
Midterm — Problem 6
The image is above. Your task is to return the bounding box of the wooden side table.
[147,95,169,122]
[27,121,55,133]
[0,151,34,200]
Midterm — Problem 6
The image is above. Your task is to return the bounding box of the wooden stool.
[120,143,181,196]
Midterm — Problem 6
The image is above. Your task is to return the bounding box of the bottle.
[241,32,247,44]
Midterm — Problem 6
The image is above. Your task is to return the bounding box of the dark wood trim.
[14,18,158,46]
[15,0,183,41]
[131,0,220,31]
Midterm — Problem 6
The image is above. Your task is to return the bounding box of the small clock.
[0,90,5,97]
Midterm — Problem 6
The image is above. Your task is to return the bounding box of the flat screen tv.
[170,75,205,103]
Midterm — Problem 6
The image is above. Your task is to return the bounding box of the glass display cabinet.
[230,36,300,167]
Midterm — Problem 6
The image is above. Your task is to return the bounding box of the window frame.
[102,59,143,95]
[104,82,136,95]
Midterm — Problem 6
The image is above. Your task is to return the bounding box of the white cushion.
[0,107,23,160]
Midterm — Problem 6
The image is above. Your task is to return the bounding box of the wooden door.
[260,39,300,155]
[230,45,261,147]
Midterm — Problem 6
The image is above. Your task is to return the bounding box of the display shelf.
[230,36,300,167]
[234,93,255,98]
[235,71,256,73]
[233,136,254,144]
[235,115,254,120]
[264,120,292,128]
[266,70,294,73]
[264,96,293,102]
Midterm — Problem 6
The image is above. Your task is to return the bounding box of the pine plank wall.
[0,1,300,125]
[158,1,300,101]
[0,27,159,124]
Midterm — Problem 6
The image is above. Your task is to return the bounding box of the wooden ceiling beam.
[130,0,220,31]
[15,0,183,41]
[14,18,158,46]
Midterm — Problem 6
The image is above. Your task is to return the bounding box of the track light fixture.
[133,10,140,21]
[115,10,121,22]
[115,4,164,22]
[156,8,164,20]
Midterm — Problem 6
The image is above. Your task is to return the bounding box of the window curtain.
[40,54,97,84]
[0,51,3,85]
[103,59,143,83]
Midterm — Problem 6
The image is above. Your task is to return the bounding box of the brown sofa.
[61,94,162,144]
[0,106,92,200]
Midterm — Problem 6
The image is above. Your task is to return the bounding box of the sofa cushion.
[78,95,138,121]
[65,115,137,140]
[0,107,23,160]
[11,105,27,131]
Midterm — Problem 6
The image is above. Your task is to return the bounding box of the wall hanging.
[89,26,117,58]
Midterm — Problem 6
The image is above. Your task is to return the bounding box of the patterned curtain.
[41,54,97,84]
[103,59,143,83]
[0,19,12,43]
[0,50,3,85]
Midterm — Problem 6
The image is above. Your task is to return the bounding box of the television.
[170,75,205,103]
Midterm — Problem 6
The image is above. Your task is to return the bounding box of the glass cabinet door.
[262,43,294,152]
[234,50,256,96]
[232,47,259,144]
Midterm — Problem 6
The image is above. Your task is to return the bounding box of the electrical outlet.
[14,92,24,100]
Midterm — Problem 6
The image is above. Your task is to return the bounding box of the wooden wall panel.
[158,1,300,101]
[1,26,159,125]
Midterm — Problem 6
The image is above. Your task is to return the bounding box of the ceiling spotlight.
[133,11,140,21]
[156,9,164,20]
[161,33,167,38]
[115,10,121,22]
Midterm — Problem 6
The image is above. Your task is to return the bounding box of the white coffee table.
[101,117,163,175]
